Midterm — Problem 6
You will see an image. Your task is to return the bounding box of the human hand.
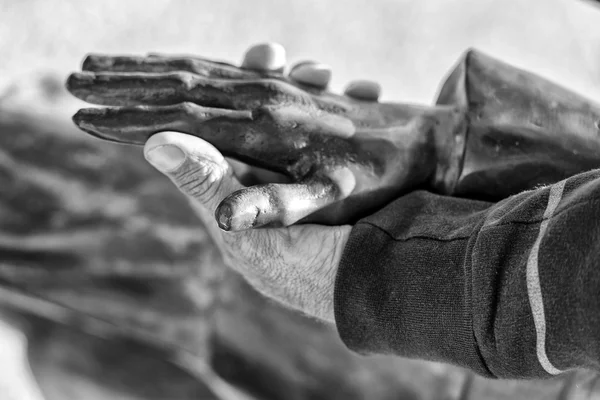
[144,130,350,322]
[67,43,463,230]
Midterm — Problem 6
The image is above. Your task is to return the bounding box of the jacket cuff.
[333,219,491,375]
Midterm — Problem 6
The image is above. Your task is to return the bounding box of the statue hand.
[67,43,463,230]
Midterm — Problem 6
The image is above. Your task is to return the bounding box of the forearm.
[434,49,600,201]
[335,168,600,378]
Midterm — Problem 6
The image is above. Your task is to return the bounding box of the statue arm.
[434,49,600,201]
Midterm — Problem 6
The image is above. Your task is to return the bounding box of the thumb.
[143,131,243,221]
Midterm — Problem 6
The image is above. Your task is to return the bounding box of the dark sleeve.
[334,168,600,379]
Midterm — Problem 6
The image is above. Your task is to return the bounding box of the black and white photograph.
[1,0,600,399]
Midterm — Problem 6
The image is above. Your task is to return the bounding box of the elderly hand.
[145,130,350,322]
[141,44,354,322]
[68,43,371,321]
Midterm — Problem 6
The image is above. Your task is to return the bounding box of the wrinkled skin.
[67,53,463,230]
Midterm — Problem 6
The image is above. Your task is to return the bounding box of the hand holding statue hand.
[68,43,391,321]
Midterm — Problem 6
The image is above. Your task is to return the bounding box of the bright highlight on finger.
[344,80,381,101]
[289,61,332,89]
[241,43,286,72]
[215,176,341,231]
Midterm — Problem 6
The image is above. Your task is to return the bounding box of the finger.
[215,179,336,231]
[67,71,192,106]
[143,131,243,215]
[343,80,381,101]
[71,103,294,173]
[72,103,250,143]
[289,61,332,89]
[215,169,355,231]
[241,43,286,72]
[66,71,304,109]
[82,54,263,79]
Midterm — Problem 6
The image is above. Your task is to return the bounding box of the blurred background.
[1,0,600,399]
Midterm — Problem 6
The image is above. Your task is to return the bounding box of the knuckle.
[171,71,195,91]
[176,101,200,120]
[177,101,196,114]
[251,106,277,122]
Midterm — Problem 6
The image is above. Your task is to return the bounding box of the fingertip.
[71,108,109,138]
[81,54,110,71]
[289,61,332,88]
[144,132,184,164]
[215,199,259,232]
[216,189,271,231]
[241,42,286,72]
[71,108,91,127]
[66,71,94,91]
[344,80,381,101]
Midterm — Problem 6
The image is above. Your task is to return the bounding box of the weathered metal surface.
[67,49,600,229]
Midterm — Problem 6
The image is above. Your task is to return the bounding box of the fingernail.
[82,54,113,71]
[215,203,233,231]
[289,61,332,88]
[242,43,286,71]
[144,144,186,173]
[215,201,260,232]
[344,80,381,101]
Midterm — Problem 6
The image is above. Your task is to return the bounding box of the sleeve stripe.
[525,179,566,375]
